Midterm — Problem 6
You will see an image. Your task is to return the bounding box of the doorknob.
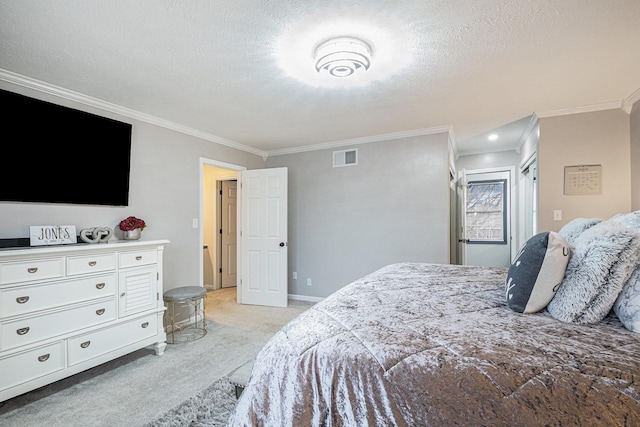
[279,242,286,247]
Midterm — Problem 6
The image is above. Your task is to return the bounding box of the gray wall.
[266,133,451,298]
[631,100,640,211]
[0,82,265,293]
[455,150,521,172]
[538,109,632,232]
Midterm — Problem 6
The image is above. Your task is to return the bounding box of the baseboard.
[288,293,324,303]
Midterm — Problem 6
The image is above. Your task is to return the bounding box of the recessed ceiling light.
[488,133,499,141]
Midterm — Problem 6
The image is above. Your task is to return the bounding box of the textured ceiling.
[1,0,639,156]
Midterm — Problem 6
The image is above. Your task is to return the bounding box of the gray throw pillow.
[547,222,640,324]
[505,231,570,313]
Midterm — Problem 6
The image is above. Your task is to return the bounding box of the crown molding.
[0,69,267,158]
[623,87,640,113]
[536,100,624,118]
[266,125,454,157]
[516,113,539,152]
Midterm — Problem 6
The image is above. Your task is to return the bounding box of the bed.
[227,262,640,426]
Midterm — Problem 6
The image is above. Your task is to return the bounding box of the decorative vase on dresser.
[123,228,142,240]
[0,239,169,402]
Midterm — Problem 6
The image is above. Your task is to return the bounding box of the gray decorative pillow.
[547,222,640,324]
[558,217,602,245]
[505,232,570,313]
[614,266,640,332]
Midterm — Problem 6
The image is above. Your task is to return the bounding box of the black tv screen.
[0,89,132,206]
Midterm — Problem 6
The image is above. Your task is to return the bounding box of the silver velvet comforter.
[227,263,640,426]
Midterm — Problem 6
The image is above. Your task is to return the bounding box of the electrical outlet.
[307,278,312,286]
[553,210,562,221]
[292,272,297,280]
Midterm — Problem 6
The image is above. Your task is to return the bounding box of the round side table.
[163,286,207,344]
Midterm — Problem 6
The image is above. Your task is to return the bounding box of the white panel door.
[240,167,288,307]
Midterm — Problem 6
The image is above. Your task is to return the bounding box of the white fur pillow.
[558,217,602,245]
[609,211,640,332]
[614,267,640,332]
[547,222,640,324]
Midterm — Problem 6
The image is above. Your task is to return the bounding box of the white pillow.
[505,232,570,313]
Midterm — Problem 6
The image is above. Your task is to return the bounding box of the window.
[465,179,507,244]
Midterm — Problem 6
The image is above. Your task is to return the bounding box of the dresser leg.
[153,341,167,355]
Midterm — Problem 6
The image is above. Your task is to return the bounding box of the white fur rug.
[146,377,237,427]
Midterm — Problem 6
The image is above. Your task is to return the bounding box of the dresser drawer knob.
[16,296,30,304]
[16,327,30,335]
[96,283,106,289]
[27,267,38,274]
[80,341,91,349]
[136,256,143,261]
[88,261,97,266]
[141,322,149,328]
[96,308,106,315]
[38,354,50,362]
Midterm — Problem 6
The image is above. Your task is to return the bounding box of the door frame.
[457,166,517,266]
[199,158,245,301]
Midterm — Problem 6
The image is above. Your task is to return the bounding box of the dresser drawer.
[68,313,158,366]
[119,249,158,268]
[0,257,65,285]
[1,298,117,351]
[0,341,65,392]
[67,253,116,276]
[1,274,116,318]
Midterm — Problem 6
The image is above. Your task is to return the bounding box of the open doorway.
[201,160,241,291]
[456,167,516,267]
[200,159,289,307]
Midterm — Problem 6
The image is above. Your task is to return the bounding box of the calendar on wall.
[563,164,602,195]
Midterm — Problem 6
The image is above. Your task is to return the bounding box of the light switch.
[192,218,198,228]
[553,210,562,221]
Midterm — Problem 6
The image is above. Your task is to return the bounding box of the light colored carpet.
[0,288,314,427]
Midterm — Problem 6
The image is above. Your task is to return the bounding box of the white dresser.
[0,239,169,402]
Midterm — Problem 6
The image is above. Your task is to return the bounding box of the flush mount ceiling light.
[314,37,372,78]
[273,14,417,88]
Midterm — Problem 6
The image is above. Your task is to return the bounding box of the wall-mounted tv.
[0,89,133,206]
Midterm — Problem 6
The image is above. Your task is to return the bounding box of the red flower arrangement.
[118,216,146,231]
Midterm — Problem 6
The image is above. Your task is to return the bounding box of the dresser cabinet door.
[118,266,158,317]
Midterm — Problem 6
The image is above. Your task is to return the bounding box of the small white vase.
[123,228,142,240]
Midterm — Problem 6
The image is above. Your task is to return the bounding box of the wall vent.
[333,149,358,168]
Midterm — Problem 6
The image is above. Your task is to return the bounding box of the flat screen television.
[0,89,133,206]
